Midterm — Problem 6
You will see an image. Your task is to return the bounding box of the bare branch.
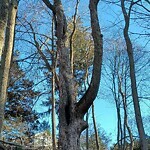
[76,0,103,117]
[42,0,55,13]
[70,0,80,74]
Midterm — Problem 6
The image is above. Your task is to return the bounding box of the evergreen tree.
[3,59,40,142]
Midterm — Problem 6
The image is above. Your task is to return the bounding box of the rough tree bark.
[43,0,103,149]
[121,0,148,149]
[0,0,18,137]
[0,0,9,57]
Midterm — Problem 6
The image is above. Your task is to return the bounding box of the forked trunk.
[58,116,87,150]
[42,0,103,149]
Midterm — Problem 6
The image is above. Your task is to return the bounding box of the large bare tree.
[42,0,103,149]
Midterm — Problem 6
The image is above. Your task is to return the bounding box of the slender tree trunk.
[51,18,57,150]
[28,9,59,150]
[123,114,126,150]
[69,0,79,74]
[0,0,18,137]
[116,106,123,150]
[112,68,122,150]
[92,104,100,150]
[121,1,148,149]
[118,75,134,150]
[0,0,9,57]
[125,78,134,150]
[86,112,89,150]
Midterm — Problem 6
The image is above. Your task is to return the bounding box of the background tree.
[121,0,148,149]
[67,18,94,96]
[103,37,134,150]
[80,123,111,150]
[2,59,40,144]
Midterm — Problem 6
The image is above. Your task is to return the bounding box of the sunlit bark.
[0,0,9,57]
[51,18,57,150]
[0,0,18,137]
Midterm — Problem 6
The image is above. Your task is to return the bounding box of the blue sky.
[94,97,117,143]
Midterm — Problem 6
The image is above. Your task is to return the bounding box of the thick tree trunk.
[58,118,87,150]
[121,1,148,150]
[0,0,18,136]
[42,0,102,149]
[0,0,9,57]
